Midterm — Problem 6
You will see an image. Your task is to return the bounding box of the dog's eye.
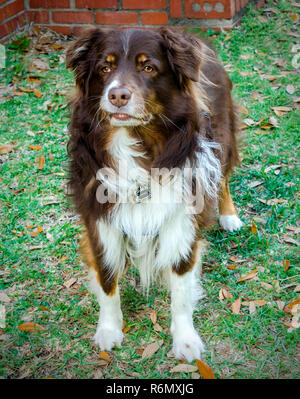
[101,66,111,74]
[143,65,153,73]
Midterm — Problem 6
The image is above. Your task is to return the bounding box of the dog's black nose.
[108,87,132,107]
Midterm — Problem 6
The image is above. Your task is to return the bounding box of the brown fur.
[66,27,240,294]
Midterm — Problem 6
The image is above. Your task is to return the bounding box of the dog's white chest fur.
[96,128,196,287]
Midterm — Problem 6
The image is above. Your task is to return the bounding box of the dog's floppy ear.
[66,27,106,95]
[66,27,104,70]
[160,28,202,89]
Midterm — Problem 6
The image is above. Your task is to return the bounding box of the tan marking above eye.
[137,54,148,64]
[106,54,116,63]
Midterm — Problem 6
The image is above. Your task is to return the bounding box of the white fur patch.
[219,214,244,232]
[88,270,123,350]
[95,128,222,290]
[168,265,205,361]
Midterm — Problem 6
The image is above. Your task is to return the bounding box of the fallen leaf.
[219,288,233,301]
[0,144,15,154]
[63,277,77,288]
[141,342,160,359]
[257,198,287,206]
[276,300,285,310]
[123,326,131,333]
[0,292,11,303]
[28,145,42,151]
[284,297,300,314]
[17,322,46,332]
[227,264,237,270]
[195,359,215,379]
[249,180,264,188]
[99,350,110,362]
[37,155,45,170]
[249,301,256,314]
[286,226,300,234]
[33,88,42,98]
[286,84,295,94]
[229,256,246,263]
[282,237,298,246]
[31,59,49,71]
[18,86,34,93]
[170,364,198,373]
[40,305,50,312]
[265,164,282,173]
[231,296,241,314]
[239,104,249,115]
[283,259,290,272]
[289,13,299,22]
[150,310,157,325]
[153,323,163,332]
[251,220,258,235]
[237,269,258,283]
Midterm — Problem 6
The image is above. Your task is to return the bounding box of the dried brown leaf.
[17,322,46,332]
[33,88,42,98]
[141,342,160,359]
[170,364,198,373]
[195,359,216,379]
[0,144,15,154]
[251,220,258,235]
[37,155,45,170]
[28,145,42,151]
[283,259,290,272]
[231,296,241,314]
[150,310,157,325]
[63,277,77,288]
[237,269,258,283]
[99,350,111,362]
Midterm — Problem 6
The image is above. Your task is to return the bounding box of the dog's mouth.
[110,113,152,126]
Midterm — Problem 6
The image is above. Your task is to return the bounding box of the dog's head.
[66,28,204,128]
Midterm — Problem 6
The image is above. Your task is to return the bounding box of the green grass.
[0,0,299,379]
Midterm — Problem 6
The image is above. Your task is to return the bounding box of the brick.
[141,11,168,25]
[29,0,70,8]
[96,11,138,24]
[76,0,117,7]
[122,0,166,9]
[73,25,91,36]
[184,0,234,19]
[170,0,183,18]
[1,0,24,21]
[45,25,72,35]
[235,0,240,12]
[27,10,50,23]
[0,13,27,39]
[52,11,93,23]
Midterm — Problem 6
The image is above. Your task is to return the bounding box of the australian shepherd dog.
[66,27,243,362]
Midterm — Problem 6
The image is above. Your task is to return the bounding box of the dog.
[66,27,243,362]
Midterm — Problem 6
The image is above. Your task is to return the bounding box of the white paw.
[93,324,124,351]
[219,214,244,232]
[172,328,205,362]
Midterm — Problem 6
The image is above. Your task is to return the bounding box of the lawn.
[0,0,299,379]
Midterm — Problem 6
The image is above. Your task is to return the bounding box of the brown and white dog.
[66,27,243,362]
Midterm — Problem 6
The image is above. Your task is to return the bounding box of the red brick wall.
[0,0,267,40]
[0,0,27,39]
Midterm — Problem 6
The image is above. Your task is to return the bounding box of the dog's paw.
[93,324,124,351]
[172,328,205,362]
[219,214,244,232]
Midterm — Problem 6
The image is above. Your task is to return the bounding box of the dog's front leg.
[170,242,205,362]
[81,223,125,351]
